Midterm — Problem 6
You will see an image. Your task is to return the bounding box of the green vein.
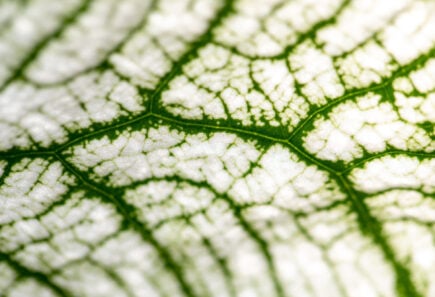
[25,0,159,88]
[52,152,198,297]
[336,175,422,297]
[0,0,91,92]
[0,252,69,297]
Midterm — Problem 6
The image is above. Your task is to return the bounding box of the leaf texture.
[0,0,434,296]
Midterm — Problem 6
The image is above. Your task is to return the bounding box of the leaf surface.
[0,0,434,296]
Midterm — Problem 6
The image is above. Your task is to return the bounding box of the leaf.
[0,0,434,296]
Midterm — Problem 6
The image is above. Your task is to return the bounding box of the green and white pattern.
[0,0,434,296]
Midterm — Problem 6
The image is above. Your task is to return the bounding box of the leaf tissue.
[0,0,434,296]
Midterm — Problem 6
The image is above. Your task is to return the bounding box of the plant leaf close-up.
[0,0,434,296]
